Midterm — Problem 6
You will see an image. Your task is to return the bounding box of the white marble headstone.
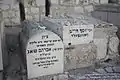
[63,24,94,45]
[26,31,64,79]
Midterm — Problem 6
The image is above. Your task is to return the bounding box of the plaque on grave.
[20,21,64,79]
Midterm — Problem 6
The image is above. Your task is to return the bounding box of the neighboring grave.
[65,13,119,60]
[20,21,64,79]
[42,15,97,70]
[42,12,119,63]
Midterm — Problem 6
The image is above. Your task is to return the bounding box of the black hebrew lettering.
[71,33,88,37]
[38,41,43,43]
[87,29,92,32]
[42,35,48,39]
[40,53,51,56]
[27,49,37,54]
[36,44,46,47]
[38,48,52,52]
[29,41,37,45]
[47,43,54,46]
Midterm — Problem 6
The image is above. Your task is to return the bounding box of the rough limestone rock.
[64,43,97,70]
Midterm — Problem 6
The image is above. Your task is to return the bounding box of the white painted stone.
[20,21,64,79]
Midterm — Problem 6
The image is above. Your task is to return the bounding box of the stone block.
[33,14,40,22]
[58,74,69,80]
[74,6,85,13]
[94,28,108,60]
[100,0,108,4]
[36,0,45,6]
[60,0,75,5]
[105,67,113,73]
[3,11,9,18]
[76,0,80,5]
[80,0,90,5]
[26,15,33,21]
[11,17,20,24]
[24,0,36,7]
[25,8,31,15]
[94,38,108,60]
[92,0,100,4]
[4,18,12,26]
[31,7,39,14]
[108,36,119,59]
[20,21,64,79]
[95,68,107,73]
[0,4,9,10]
[84,4,94,13]
[113,67,120,73]
[51,0,59,5]
[8,10,16,18]
[64,43,97,71]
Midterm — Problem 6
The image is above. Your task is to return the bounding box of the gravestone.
[42,15,97,70]
[20,20,64,79]
[65,13,119,60]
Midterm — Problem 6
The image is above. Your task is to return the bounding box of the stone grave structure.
[42,13,119,70]
[20,20,64,79]
[42,14,97,70]
[65,13,119,60]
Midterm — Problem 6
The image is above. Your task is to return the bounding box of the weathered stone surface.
[100,0,108,4]
[51,0,59,5]
[94,28,108,60]
[74,6,85,13]
[64,43,97,70]
[60,0,76,5]
[105,67,114,73]
[113,67,120,73]
[95,68,107,73]
[84,4,94,13]
[108,36,119,59]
